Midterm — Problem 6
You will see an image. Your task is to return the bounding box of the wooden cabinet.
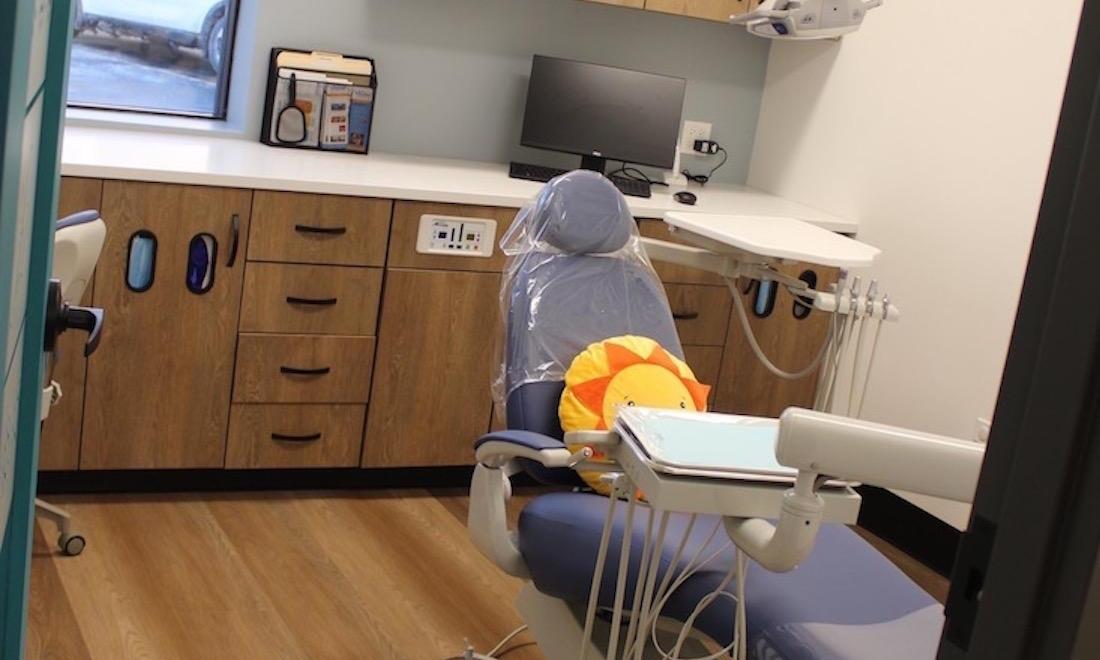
[39,177,103,470]
[584,0,755,22]
[363,269,500,467]
[666,283,731,346]
[712,263,838,417]
[644,0,755,21]
[682,345,723,407]
[81,182,252,469]
[235,196,387,468]
[50,178,843,479]
[589,0,645,7]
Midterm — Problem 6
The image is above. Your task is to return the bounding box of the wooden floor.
[26,489,947,660]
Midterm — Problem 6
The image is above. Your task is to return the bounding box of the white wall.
[224,0,771,183]
[748,1,1083,528]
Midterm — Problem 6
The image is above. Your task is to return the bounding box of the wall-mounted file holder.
[260,48,378,154]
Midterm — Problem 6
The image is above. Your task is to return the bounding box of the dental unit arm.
[726,408,985,572]
[640,234,900,322]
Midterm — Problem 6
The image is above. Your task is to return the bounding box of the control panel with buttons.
[415,214,497,258]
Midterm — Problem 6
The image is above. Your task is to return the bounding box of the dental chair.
[38,209,106,556]
[469,171,948,659]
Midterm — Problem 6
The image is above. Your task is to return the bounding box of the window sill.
[64,107,247,138]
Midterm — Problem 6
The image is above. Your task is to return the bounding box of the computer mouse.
[674,191,697,206]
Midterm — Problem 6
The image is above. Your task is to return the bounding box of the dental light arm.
[725,408,985,572]
[730,0,883,41]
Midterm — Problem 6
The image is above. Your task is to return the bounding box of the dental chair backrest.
[499,171,683,484]
[53,210,106,303]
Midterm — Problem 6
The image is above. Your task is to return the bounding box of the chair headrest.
[527,170,634,254]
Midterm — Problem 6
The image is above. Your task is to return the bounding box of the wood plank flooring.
[26,489,947,660]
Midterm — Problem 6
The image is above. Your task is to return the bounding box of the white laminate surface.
[60,126,857,233]
[665,212,880,267]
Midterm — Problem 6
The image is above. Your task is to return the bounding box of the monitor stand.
[580,154,607,174]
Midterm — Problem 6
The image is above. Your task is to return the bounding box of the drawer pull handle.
[271,432,322,443]
[279,366,331,376]
[295,224,347,236]
[286,296,338,306]
[226,214,240,268]
[673,311,700,320]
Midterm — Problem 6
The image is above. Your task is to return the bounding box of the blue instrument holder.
[125,230,157,292]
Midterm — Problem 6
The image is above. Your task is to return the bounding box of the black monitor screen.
[520,55,686,170]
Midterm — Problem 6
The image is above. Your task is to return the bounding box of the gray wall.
[230,0,770,183]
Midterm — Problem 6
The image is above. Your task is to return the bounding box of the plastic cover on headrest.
[501,170,634,256]
[492,170,683,415]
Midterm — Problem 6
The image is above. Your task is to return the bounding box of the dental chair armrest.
[474,430,577,468]
[470,430,584,579]
[475,429,566,453]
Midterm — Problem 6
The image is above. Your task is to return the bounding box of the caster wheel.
[58,533,85,556]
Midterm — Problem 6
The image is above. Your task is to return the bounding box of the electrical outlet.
[680,120,712,154]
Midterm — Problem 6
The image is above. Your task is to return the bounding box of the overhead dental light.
[730,0,882,41]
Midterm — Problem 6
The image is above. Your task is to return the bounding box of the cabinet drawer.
[234,334,375,403]
[249,191,391,267]
[239,262,382,335]
[665,284,731,346]
[226,404,365,468]
[388,201,518,272]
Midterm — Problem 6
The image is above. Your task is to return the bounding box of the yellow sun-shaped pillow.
[560,335,710,494]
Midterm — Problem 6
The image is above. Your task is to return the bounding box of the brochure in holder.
[260,48,377,154]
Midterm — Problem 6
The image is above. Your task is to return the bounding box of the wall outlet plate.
[416,214,496,257]
[680,120,712,154]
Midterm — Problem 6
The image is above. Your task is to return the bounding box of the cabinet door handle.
[271,432,322,442]
[672,311,700,320]
[286,296,338,306]
[279,366,331,376]
[226,214,240,267]
[294,224,347,236]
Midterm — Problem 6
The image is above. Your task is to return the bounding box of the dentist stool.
[39,210,106,556]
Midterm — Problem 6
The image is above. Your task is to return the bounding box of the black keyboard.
[608,175,652,199]
[508,161,568,183]
[508,162,652,198]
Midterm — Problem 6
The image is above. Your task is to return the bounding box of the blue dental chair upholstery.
[481,171,945,659]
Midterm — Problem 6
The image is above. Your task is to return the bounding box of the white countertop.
[60,126,857,233]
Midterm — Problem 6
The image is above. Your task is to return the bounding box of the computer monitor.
[520,55,686,173]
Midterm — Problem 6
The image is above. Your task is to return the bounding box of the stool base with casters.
[34,497,84,556]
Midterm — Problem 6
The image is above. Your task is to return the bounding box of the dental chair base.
[516,583,713,660]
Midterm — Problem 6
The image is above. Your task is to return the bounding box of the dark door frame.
[939,1,1100,657]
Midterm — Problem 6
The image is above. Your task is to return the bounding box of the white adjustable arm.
[639,237,735,278]
[726,408,985,572]
[778,409,984,502]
